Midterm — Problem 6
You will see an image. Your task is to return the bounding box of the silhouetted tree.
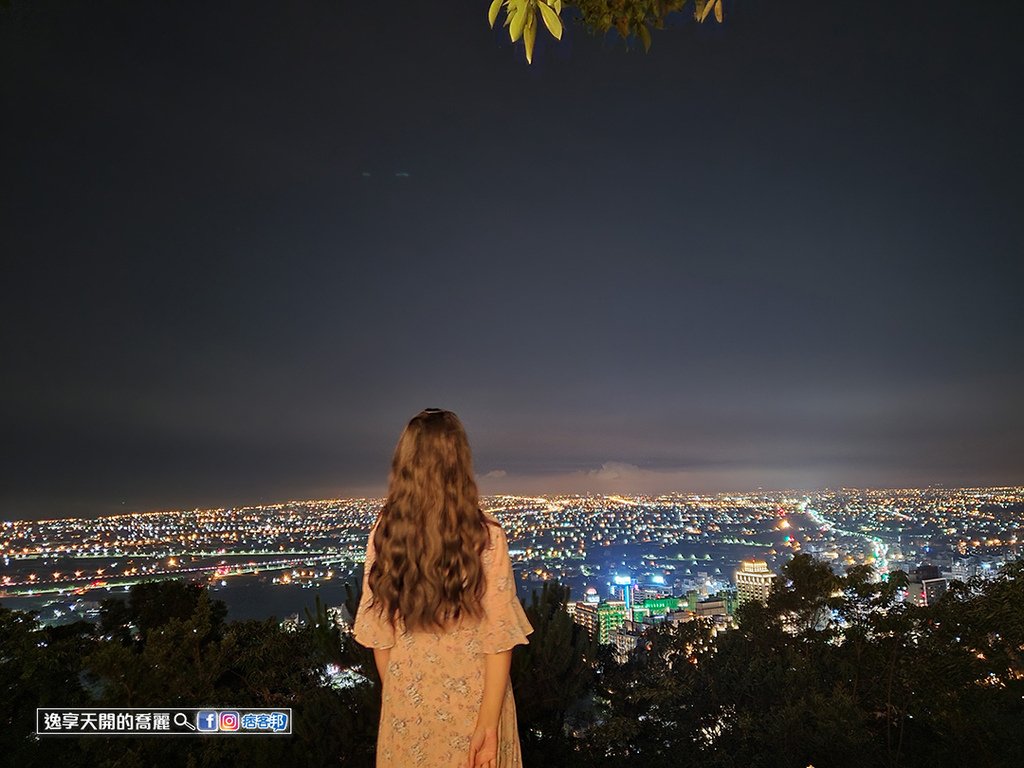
[512,580,597,765]
[3,561,1022,768]
[0,607,95,766]
[97,578,228,647]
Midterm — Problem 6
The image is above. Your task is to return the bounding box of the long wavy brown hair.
[366,409,497,633]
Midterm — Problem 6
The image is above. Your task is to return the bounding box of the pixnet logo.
[196,710,219,732]
[219,711,240,731]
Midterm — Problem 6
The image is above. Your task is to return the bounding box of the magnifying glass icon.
[174,712,197,731]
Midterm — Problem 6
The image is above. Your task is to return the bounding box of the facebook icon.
[196,710,219,732]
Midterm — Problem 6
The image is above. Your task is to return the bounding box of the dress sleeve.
[479,522,534,654]
[352,523,396,649]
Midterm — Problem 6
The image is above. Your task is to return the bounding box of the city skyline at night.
[4,485,1020,609]
[4,2,1023,765]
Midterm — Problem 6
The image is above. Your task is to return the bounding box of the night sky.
[2,1,1022,520]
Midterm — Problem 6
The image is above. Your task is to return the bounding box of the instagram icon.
[219,711,240,731]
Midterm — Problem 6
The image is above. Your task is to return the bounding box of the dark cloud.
[2,0,1022,519]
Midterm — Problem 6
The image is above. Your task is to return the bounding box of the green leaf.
[488,0,503,29]
[524,14,537,63]
[538,2,563,40]
[638,24,651,52]
[510,5,527,41]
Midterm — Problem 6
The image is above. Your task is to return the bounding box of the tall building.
[949,557,975,583]
[906,565,947,606]
[907,577,947,607]
[613,574,635,621]
[735,560,776,607]
[612,618,648,664]
[573,600,629,644]
[575,593,734,644]
[574,600,599,640]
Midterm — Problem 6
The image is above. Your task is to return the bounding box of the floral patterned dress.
[353,512,534,768]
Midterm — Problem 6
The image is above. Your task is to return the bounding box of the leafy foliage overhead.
[488,0,725,62]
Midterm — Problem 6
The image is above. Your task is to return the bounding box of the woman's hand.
[464,723,498,768]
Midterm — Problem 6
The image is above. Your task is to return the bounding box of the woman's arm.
[466,649,510,767]
[477,650,511,727]
[372,646,391,683]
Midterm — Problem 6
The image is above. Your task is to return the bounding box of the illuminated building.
[906,565,947,606]
[613,574,635,620]
[612,618,648,663]
[696,596,727,618]
[910,577,947,606]
[735,559,776,607]
[573,599,627,644]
